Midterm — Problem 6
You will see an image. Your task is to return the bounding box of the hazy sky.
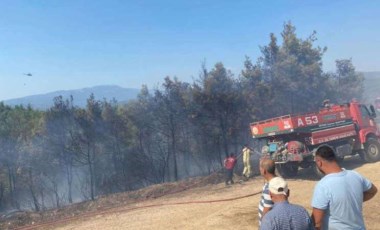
[0,0,379,101]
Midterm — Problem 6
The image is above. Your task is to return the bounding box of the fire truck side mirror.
[369,105,377,118]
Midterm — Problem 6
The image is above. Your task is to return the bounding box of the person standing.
[260,177,314,230]
[224,153,237,185]
[322,99,331,108]
[242,144,251,179]
[258,158,275,226]
[311,145,378,230]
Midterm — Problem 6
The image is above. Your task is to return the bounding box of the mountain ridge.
[2,85,140,110]
[2,71,379,110]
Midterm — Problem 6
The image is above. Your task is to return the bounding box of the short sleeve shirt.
[258,182,274,225]
[260,201,313,230]
[311,170,372,230]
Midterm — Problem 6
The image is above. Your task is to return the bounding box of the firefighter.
[242,144,252,179]
[224,153,237,185]
[322,99,331,108]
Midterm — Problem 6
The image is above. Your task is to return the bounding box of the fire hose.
[13,170,216,230]
[15,190,261,230]
[15,159,262,230]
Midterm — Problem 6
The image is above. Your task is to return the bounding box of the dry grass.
[5,157,380,230]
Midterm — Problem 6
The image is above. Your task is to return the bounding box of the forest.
[0,23,363,212]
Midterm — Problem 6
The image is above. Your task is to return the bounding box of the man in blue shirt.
[260,177,314,230]
[311,146,378,230]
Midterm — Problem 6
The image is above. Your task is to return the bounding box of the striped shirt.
[260,201,314,230]
[258,182,274,225]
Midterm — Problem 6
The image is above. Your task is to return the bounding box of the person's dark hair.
[316,146,336,162]
[230,153,235,157]
[266,162,276,174]
[261,158,276,174]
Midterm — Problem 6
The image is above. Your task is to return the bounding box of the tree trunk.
[168,114,178,181]
[171,127,178,181]
[40,189,45,211]
[28,169,40,212]
[52,180,60,208]
[87,142,95,201]
[0,182,4,208]
[65,163,73,203]
[6,164,17,208]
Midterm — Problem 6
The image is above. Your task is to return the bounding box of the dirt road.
[49,157,380,230]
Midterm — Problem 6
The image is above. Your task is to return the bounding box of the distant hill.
[2,73,378,110]
[2,85,140,110]
[362,71,380,103]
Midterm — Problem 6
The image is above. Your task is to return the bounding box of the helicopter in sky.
[23,73,33,76]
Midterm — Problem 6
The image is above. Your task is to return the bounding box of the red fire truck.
[250,101,380,177]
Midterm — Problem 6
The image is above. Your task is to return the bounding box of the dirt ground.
[40,156,380,230]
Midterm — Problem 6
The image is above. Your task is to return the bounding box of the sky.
[0,0,379,101]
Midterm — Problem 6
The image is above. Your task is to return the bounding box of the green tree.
[126,86,169,184]
[254,22,329,116]
[73,94,104,200]
[240,56,272,122]
[153,77,191,181]
[100,99,136,192]
[0,103,17,209]
[333,59,364,103]
[44,96,77,204]
[193,62,243,166]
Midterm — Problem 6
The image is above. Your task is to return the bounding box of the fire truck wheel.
[364,138,380,162]
[276,163,298,178]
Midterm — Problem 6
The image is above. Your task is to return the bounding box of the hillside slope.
[11,157,379,230]
[3,85,139,109]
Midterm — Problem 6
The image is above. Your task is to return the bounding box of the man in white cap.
[260,177,313,230]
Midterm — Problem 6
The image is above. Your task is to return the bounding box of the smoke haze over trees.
[0,23,364,212]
